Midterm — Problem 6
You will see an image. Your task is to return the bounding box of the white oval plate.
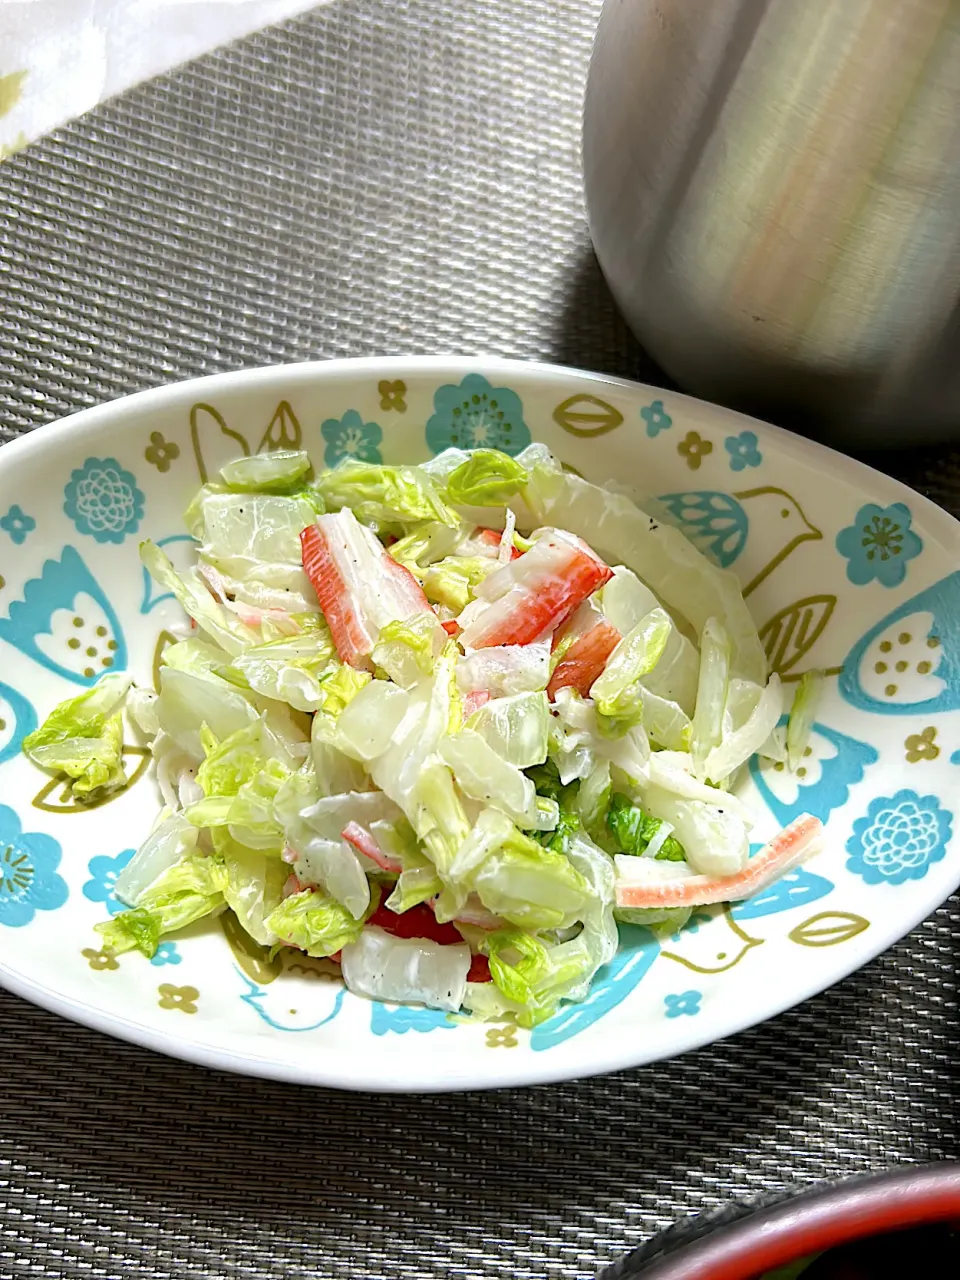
[1,357,959,1091]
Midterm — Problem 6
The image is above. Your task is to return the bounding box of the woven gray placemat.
[1,3,958,1278]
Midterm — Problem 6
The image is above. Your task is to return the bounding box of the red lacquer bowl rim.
[614,1164,960,1280]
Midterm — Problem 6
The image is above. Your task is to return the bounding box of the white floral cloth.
[0,0,322,161]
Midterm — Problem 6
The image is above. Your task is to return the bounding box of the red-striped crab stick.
[300,508,439,669]
[459,528,613,649]
[614,815,823,909]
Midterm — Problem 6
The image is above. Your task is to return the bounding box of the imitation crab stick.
[198,563,300,633]
[462,689,491,718]
[430,894,503,931]
[547,620,622,699]
[475,526,522,560]
[459,529,613,650]
[341,822,402,874]
[614,814,823,910]
[300,508,436,669]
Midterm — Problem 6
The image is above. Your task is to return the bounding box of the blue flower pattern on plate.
[724,431,762,472]
[84,850,178,957]
[0,546,127,686]
[531,925,660,1051]
[836,502,922,588]
[83,848,135,916]
[664,990,701,1018]
[0,681,37,768]
[321,410,383,467]
[0,804,68,928]
[371,1002,454,1035]
[846,790,951,885]
[839,572,960,716]
[641,400,672,438]
[426,373,531,456]
[82,844,134,916]
[749,720,878,827]
[150,941,182,967]
[0,504,36,545]
[64,458,145,544]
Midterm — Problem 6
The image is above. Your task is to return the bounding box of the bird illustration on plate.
[654,486,822,596]
[190,400,303,483]
[658,907,763,974]
[530,907,765,1051]
[235,965,345,1032]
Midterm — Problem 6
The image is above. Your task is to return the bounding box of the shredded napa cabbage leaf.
[26,443,805,1030]
[607,792,686,861]
[444,449,529,507]
[787,670,825,770]
[22,674,132,800]
[96,852,228,957]
[519,455,767,682]
[220,449,312,492]
[265,884,377,957]
[372,613,446,688]
[313,459,457,529]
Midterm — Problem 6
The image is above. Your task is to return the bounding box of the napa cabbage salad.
[23,445,822,1027]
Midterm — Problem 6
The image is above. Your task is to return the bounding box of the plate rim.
[1,354,959,1092]
[4,353,959,556]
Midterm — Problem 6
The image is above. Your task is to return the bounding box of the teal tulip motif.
[0,681,37,767]
[0,546,127,685]
[749,719,878,827]
[840,571,960,715]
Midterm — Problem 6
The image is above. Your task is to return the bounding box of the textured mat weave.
[1,3,958,1278]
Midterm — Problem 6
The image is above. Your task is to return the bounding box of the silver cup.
[583,0,960,446]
